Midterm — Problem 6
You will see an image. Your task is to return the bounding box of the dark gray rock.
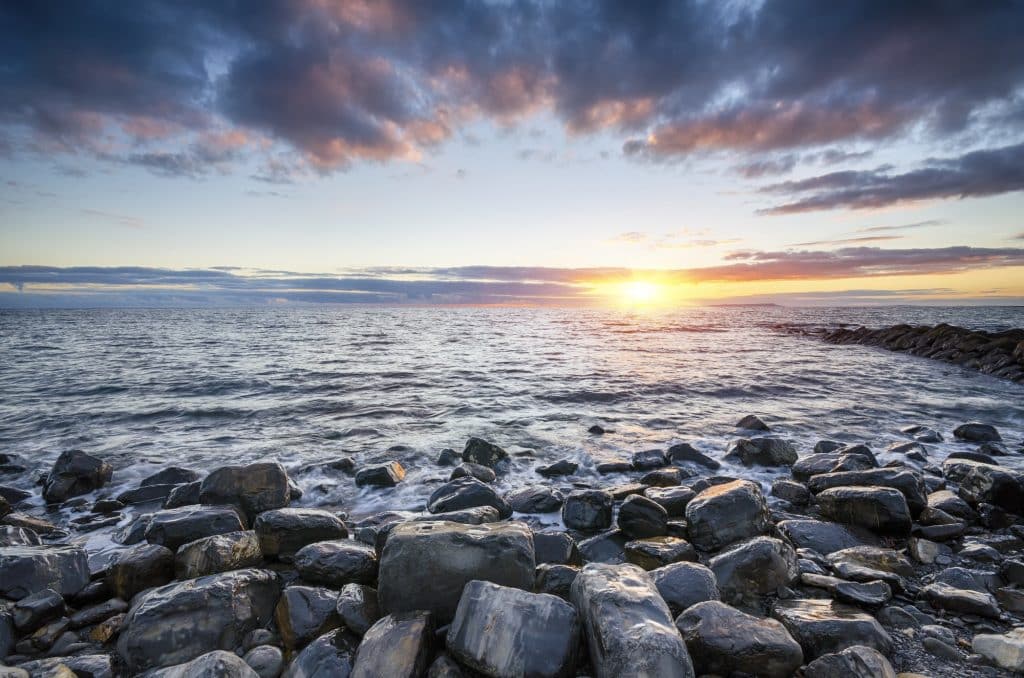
[147,650,259,678]
[677,600,802,678]
[351,612,434,678]
[0,525,41,547]
[427,477,512,518]
[808,468,927,515]
[378,521,534,623]
[640,467,684,487]
[792,452,876,482]
[651,562,719,615]
[244,645,284,678]
[536,459,578,477]
[921,582,1000,618]
[436,449,460,466]
[927,489,976,520]
[953,422,1002,442]
[803,645,896,678]
[282,628,358,678]
[533,531,581,565]
[594,456,633,474]
[42,451,113,504]
[108,543,175,600]
[254,508,348,559]
[0,485,32,505]
[275,585,340,650]
[142,467,201,487]
[505,485,563,513]
[447,580,580,678]
[12,589,64,631]
[771,599,892,660]
[175,530,263,579]
[198,462,291,520]
[571,563,694,678]
[578,530,628,565]
[777,519,866,555]
[816,486,912,536]
[117,484,179,506]
[355,461,406,488]
[449,462,495,483]
[772,479,811,506]
[617,494,668,539]
[561,489,613,531]
[0,545,90,600]
[68,598,127,629]
[666,443,721,470]
[709,536,798,607]
[535,563,578,600]
[725,437,797,467]
[294,540,377,587]
[632,449,667,470]
[624,536,696,570]
[943,458,1024,514]
[643,486,694,517]
[163,480,201,509]
[834,579,892,607]
[335,583,380,636]
[145,505,246,551]
[685,479,769,551]
[462,438,509,469]
[736,414,770,431]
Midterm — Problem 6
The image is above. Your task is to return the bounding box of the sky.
[1,0,1023,307]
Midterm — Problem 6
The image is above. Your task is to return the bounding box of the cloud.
[79,209,145,229]
[607,231,741,249]
[856,220,945,234]
[789,235,903,247]
[760,142,1024,214]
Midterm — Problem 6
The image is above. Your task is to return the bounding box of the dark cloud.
[760,142,1024,213]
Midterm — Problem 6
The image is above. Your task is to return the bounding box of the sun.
[619,280,663,304]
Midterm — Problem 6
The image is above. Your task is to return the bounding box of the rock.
[816,486,912,536]
[88,612,126,643]
[588,424,606,435]
[147,650,260,678]
[908,537,951,564]
[803,645,896,678]
[505,486,563,513]
[792,451,876,481]
[594,456,633,474]
[436,448,460,466]
[643,487,694,517]
[0,546,90,600]
[632,449,667,470]
[145,505,246,551]
[12,589,64,631]
[651,562,719,615]
[116,568,281,673]
[535,563,578,599]
[921,582,1000,618]
[725,437,798,466]
[676,600,802,678]
[244,645,284,678]
[771,599,892,660]
[776,519,864,555]
[834,579,891,607]
[447,580,580,678]
[0,485,32,505]
[973,628,1024,673]
[109,543,175,600]
[282,628,358,678]
[117,484,179,506]
[351,612,434,678]
[462,438,509,469]
[827,546,913,590]
[625,536,696,570]
[0,525,41,547]
[1002,558,1024,585]
[571,563,694,678]
[68,598,127,629]
[979,440,1011,456]
[427,477,512,518]
[378,521,534,623]
[275,586,340,650]
[254,508,348,559]
[449,462,495,483]
[737,414,770,431]
[536,459,578,477]
[953,422,1002,442]
[640,467,684,487]
[927,489,976,520]
[335,584,380,636]
[355,461,406,488]
[199,462,291,520]
[709,536,798,607]
[772,479,810,505]
[922,636,960,660]
[685,479,769,551]
[294,540,377,587]
[578,530,629,565]
[533,531,581,565]
[561,489,613,531]
[42,451,113,504]
[142,467,201,487]
[175,530,263,579]
[666,443,721,469]
[617,495,668,538]
[807,468,927,515]
[163,480,201,509]
[943,458,1024,514]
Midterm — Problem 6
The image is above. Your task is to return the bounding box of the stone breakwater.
[2,423,1024,676]
[774,322,1024,384]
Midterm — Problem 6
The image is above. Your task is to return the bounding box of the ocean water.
[1,305,1022,544]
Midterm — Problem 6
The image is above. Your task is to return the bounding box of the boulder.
[42,451,113,504]
[807,468,927,515]
[920,582,1000,618]
[535,563,578,600]
[561,489,613,531]
[776,519,864,555]
[117,483,181,506]
[804,645,896,678]
[282,629,358,678]
[792,452,876,482]
[254,508,348,559]
[351,612,434,678]
[275,586,340,650]
[533,531,581,565]
[174,530,263,579]
[816,486,912,536]
[643,487,694,517]
[771,479,811,506]
[943,458,1024,514]
[676,601,802,678]
[447,580,580,678]
[736,414,770,431]
[578,530,629,565]
[617,495,668,539]
[0,546,90,600]
[462,438,509,469]
[145,505,246,551]
[927,489,976,520]
[624,536,696,570]
[355,461,406,488]
[953,422,1001,442]
[725,437,798,466]
[709,536,798,607]
[12,589,65,632]
[685,480,769,551]
[378,521,534,623]
[450,462,496,483]
[640,467,684,487]
[827,546,912,591]
[505,486,563,513]
[163,481,201,509]
[973,628,1024,673]
[651,562,719,615]
[146,650,259,678]
[117,568,281,672]
[427,477,512,518]
[294,540,377,587]
[632,449,667,470]
[199,462,291,520]
[570,563,694,678]
[108,543,175,600]
[0,525,41,547]
[244,645,284,678]
[536,459,578,477]
[68,598,128,629]
[335,584,381,636]
[771,599,892,660]
[142,467,201,487]
[666,443,720,470]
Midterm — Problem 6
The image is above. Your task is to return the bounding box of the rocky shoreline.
[2,422,1024,676]
[773,322,1024,384]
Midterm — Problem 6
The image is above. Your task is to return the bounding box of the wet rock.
[254,508,348,559]
[378,521,534,623]
[282,628,358,678]
[953,422,1002,442]
[827,546,912,591]
[772,479,810,506]
[685,479,769,551]
[448,580,580,678]
[666,443,721,469]
[807,468,927,515]
[0,485,31,505]
[0,545,90,600]
[771,599,892,660]
[505,485,563,513]
[737,414,770,431]
[803,645,896,678]
[776,519,865,555]
[449,462,495,483]
[141,467,201,487]
[676,600,802,678]
[725,437,798,467]
[12,589,64,631]
[462,438,509,469]
[355,461,406,488]
[908,537,952,565]
[632,449,667,470]
[588,424,606,435]
[651,562,719,615]
[116,568,281,673]
[792,451,876,481]
[416,506,501,526]
[943,458,1024,514]
[561,489,613,531]
[536,459,578,477]
[294,540,377,587]
[147,650,259,678]
[594,456,633,474]
[927,489,976,520]
[351,612,434,678]
[163,480,201,509]
[275,586,340,650]
[533,530,581,565]
[117,484,179,506]
[816,486,912,536]
[973,627,1024,673]
[145,505,246,551]
[68,598,127,629]
[834,579,891,607]
[617,494,668,538]
[427,476,512,518]
[335,583,380,636]
[643,487,694,517]
[436,448,460,466]
[199,462,291,521]
[535,563,578,599]
[571,563,693,677]
[109,543,175,600]
[175,530,263,579]
[88,612,125,644]
[578,530,628,565]
[42,451,113,504]
[625,536,696,570]
[921,581,1000,618]
[0,525,41,547]
[244,645,284,678]
[979,440,1011,456]
[709,536,798,607]
[640,467,683,487]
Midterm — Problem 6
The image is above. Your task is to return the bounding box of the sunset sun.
[619,280,664,305]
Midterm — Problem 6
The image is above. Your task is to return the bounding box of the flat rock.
[108,543,175,600]
[147,650,259,678]
[651,562,719,615]
[450,462,496,483]
[807,468,927,515]
[643,487,694,517]
[275,585,340,650]
[685,479,769,551]
[254,508,348,559]
[536,459,578,477]
[0,545,90,600]
[351,612,434,678]
[792,451,876,481]
[533,531,581,565]
[578,530,629,565]
[943,458,1024,514]
[921,581,1000,618]
[145,505,246,551]
[973,628,1024,673]
[142,467,201,487]
[199,462,291,520]
[667,443,721,469]
[816,486,912,537]
[803,645,896,678]
[535,563,579,600]
[709,536,798,607]
[427,476,512,518]
[771,599,892,660]
[772,479,811,505]
[624,536,696,570]
[505,485,563,513]
[12,589,65,632]
[294,540,377,587]
[174,530,263,579]
[632,449,667,470]
[777,519,865,555]
[561,489,613,531]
